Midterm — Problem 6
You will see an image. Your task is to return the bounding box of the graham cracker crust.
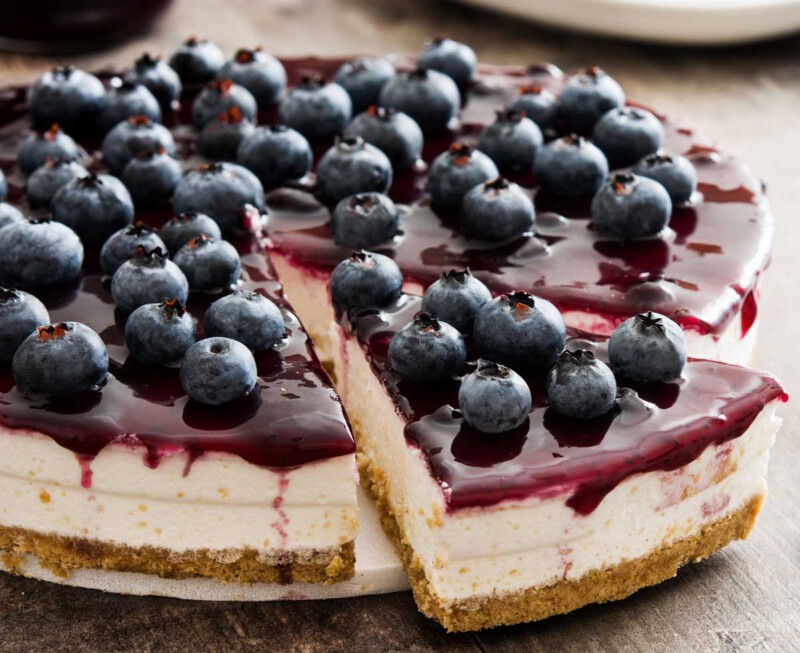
[357,451,765,632]
[0,526,355,585]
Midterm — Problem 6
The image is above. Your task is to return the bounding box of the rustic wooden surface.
[1,1,799,651]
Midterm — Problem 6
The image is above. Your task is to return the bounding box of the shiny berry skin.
[27,66,106,133]
[199,107,257,161]
[124,299,197,366]
[100,81,162,133]
[546,349,617,419]
[236,125,312,188]
[0,203,25,229]
[331,192,399,249]
[174,235,241,292]
[461,177,535,242]
[204,290,286,352]
[591,173,672,240]
[592,107,664,168]
[18,124,80,176]
[100,222,167,275]
[428,143,498,208]
[168,37,225,85]
[418,37,477,87]
[159,212,222,254]
[279,76,352,141]
[458,360,532,434]
[0,288,50,365]
[101,115,176,174]
[192,79,257,130]
[420,269,491,334]
[111,247,189,313]
[329,250,403,316]
[317,137,393,202]
[0,217,83,288]
[534,135,609,198]
[218,48,287,108]
[343,107,423,171]
[632,152,697,205]
[124,53,182,110]
[379,68,460,134]
[505,85,558,130]
[608,311,687,382]
[478,110,543,172]
[389,312,466,383]
[180,337,257,405]
[558,67,625,135]
[334,57,396,114]
[26,158,89,209]
[122,149,183,208]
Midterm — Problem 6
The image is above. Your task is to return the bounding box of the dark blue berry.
[159,212,222,254]
[124,299,197,366]
[478,110,542,172]
[0,288,50,365]
[199,106,257,160]
[420,269,491,334]
[505,84,558,130]
[428,143,498,208]
[18,124,80,176]
[100,222,167,275]
[334,57,396,114]
[0,203,25,229]
[204,290,285,351]
[125,53,182,110]
[329,250,403,316]
[546,349,617,419]
[174,235,241,292]
[236,125,312,189]
[608,311,687,382]
[122,149,183,208]
[218,48,287,107]
[317,137,393,202]
[418,37,477,87]
[592,173,672,239]
[100,81,162,133]
[192,79,257,130]
[632,152,697,205]
[111,246,189,313]
[169,37,225,85]
[389,312,466,382]
[0,217,83,287]
[461,177,534,242]
[26,158,89,209]
[0,168,7,202]
[558,67,625,135]
[180,337,257,405]
[458,360,532,433]
[343,107,423,170]
[331,192,399,249]
[101,115,176,174]
[27,66,106,133]
[593,107,664,168]
[534,135,608,197]
[278,76,352,141]
[474,291,566,370]
[379,68,460,134]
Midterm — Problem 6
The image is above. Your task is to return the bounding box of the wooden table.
[1,1,798,650]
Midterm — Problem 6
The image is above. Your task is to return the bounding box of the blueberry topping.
[379,67,460,134]
[608,311,687,382]
[192,79,257,130]
[592,107,664,168]
[418,37,477,87]
[558,67,625,135]
[420,269,492,334]
[478,110,543,172]
[18,124,80,176]
[27,66,106,133]
[101,115,176,174]
[505,84,558,130]
[199,106,257,161]
[0,203,25,229]
[331,192,400,249]
[329,250,403,316]
[219,48,287,108]
[278,76,352,141]
[159,212,222,254]
[204,290,285,351]
[100,81,162,133]
[334,57,396,114]
[388,312,466,382]
[343,107,423,171]
[236,125,312,189]
[122,149,183,209]
[461,176,535,241]
[168,37,225,85]
[12,322,108,396]
[534,134,609,197]
[100,222,167,275]
[125,53,183,110]
[458,360,532,433]
[51,173,134,246]
[180,337,257,405]
[26,158,89,209]
[0,217,83,288]
[174,235,241,292]
[632,152,697,205]
[591,173,672,240]
[546,349,617,419]
[428,143,498,208]
[474,291,566,370]
[111,246,189,313]
[124,299,197,366]
[0,288,50,365]
[317,136,393,202]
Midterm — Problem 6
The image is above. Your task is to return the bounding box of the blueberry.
[418,37,477,87]
[100,222,167,275]
[458,360,532,433]
[505,84,558,130]
[379,68,460,134]
[388,312,466,382]
[51,173,134,246]
[17,124,81,176]
[278,76,352,141]
[428,143,498,208]
[199,106,257,160]
[218,48,287,107]
[236,126,311,189]
[546,349,617,419]
[334,57,396,114]
[26,158,89,209]
[174,235,241,292]
[0,288,50,365]
[159,212,222,254]
[317,137,393,202]
[0,203,25,229]
[122,149,183,208]
[192,79,257,130]
[474,291,566,370]
[534,135,609,197]
[592,173,672,239]
[0,217,83,287]
[204,290,285,351]
[111,247,189,313]
[632,152,697,205]
[331,192,399,249]
[27,66,106,133]
[0,168,6,202]
[124,299,197,366]
[172,162,265,231]
[478,110,542,172]
[169,37,225,85]
[593,107,664,168]
[125,53,183,110]
[608,311,687,382]
[329,250,403,316]
[420,268,491,334]
[101,115,176,174]
[12,322,108,396]
[343,107,422,171]
[180,337,257,405]
[461,177,534,242]
[558,67,625,135]
[100,81,162,133]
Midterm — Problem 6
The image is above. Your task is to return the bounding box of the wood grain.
[1,0,799,650]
